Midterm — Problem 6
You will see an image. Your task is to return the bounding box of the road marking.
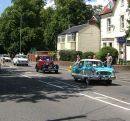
[95,97,107,99]
[78,93,130,111]
[38,80,64,89]
[54,80,79,88]
[21,74,31,78]
[94,92,130,105]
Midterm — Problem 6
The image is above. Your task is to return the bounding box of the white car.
[13,54,28,66]
[1,54,11,62]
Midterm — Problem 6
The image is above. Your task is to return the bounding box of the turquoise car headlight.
[111,71,115,77]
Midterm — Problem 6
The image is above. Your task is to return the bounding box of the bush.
[127,61,130,65]
[59,50,82,61]
[83,51,95,59]
[97,47,118,64]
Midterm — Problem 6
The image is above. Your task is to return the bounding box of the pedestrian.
[88,55,92,59]
[93,54,97,59]
[105,53,113,67]
[76,54,80,63]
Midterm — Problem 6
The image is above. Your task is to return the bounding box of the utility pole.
[20,15,22,54]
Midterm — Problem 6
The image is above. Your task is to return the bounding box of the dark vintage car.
[71,59,116,85]
[35,55,59,73]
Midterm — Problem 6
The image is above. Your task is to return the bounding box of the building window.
[121,0,124,6]
[120,15,124,30]
[109,42,112,47]
[61,35,65,42]
[107,18,111,32]
[72,33,76,41]
[103,43,107,47]
[58,37,61,42]
[127,40,130,46]
[68,34,76,42]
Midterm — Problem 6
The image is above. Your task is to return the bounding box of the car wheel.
[35,65,39,72]
[74,77,78,82]
[42,65,46,73]
[55,70,58,73]
[85,79,90,86]
[106,80,112,85]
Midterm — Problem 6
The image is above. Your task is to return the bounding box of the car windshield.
[85,61,103,67]
[42,56,52,61]
[17,55,27,58]
[3,54,10,57]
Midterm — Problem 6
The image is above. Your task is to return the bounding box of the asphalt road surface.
[0,62,130,121]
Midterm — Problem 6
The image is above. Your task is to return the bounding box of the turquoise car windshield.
[85,61,103,67]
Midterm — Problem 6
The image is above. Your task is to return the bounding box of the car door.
[74,61,84,79]
[72,62,79,74]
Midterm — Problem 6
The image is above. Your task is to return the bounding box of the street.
[0,62,130,121]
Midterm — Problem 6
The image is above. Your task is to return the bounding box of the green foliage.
[127,61,130,65]
[59,50,82,61]
[97,47,118,64]
[83,51,95,59]
[0,0,98,54]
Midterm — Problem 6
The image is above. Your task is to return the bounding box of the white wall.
[101,0,130,61]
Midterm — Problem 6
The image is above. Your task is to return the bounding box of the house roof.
[59,24,88,35]
[100,0,117,15]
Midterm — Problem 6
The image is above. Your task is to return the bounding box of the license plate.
[101,77,108,80]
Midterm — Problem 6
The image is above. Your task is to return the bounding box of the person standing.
[76,54,80,63]
[106,53,113,67]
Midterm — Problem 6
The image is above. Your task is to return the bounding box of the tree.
[0,0,45,54]
[0,0,94,53]
[42,0,93,50]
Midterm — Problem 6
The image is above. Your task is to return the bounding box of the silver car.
[13,54,28,66]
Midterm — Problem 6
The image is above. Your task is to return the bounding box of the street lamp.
[20,15,22,54]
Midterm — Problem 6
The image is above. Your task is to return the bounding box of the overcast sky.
[0,0,109,15]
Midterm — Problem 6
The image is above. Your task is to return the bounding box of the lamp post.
[20,15,22,54]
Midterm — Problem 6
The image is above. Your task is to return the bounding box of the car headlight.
[111,71,115,77]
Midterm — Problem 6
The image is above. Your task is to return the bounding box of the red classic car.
[35,55,59,73]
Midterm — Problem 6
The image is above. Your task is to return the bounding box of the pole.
[125,39,127,65]
[20,15,22,54]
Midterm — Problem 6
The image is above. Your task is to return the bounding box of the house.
[57,21,100,54]
[100,0,130,62]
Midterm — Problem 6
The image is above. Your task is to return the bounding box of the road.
[0,62,130,121]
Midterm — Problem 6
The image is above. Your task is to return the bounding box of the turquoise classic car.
[71,59,116,85]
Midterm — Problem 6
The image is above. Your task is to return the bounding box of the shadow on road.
[0,67,121,103]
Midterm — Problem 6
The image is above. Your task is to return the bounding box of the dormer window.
[121,0,124,6]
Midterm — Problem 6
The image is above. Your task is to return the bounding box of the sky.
[0,0,109,15]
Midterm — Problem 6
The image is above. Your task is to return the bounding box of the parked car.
[71,59,116,85]
[1,54,11,62]
[13,54,28,66]
[35,55,59,73]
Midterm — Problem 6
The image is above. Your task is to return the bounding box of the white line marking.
[54,80,79,88]
[79,93,130,111]
[38,80,64,89]
[95,97,107,99]
[21,75,31,78]
[94,92,130,105]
